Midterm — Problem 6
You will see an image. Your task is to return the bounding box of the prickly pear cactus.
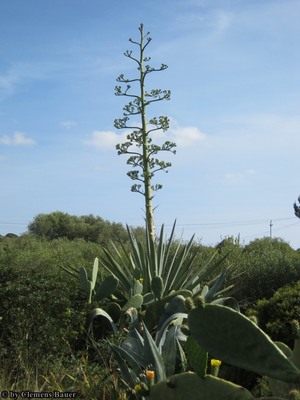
[79,258,100,303]
[292,321,300,369]
[123,294,143,310]
[94,275,119,302]
[188,304,300,383]
[149,372,254,400]
[79,266,93,303]
[185,335,207,378]
[151,276,164,300]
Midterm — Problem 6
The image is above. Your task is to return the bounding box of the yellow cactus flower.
[211,359,221,367]
[134,384,142,393]
[139,278,144,283]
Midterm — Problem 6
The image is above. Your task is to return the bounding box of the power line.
[157,217,295,229]
[242,222,299,240]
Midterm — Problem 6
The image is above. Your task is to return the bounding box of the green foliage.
[2,219,300,396]
[248,281,300,348]
[0,235,102,368]
[28,211,130,246]
[229,238,300,305]
[294,195,300,219]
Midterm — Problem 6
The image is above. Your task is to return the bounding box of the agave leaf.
[161,325,178,376]
[204,270,227,302]
[121,336,146,367]
[87,308,118,335]
[143,322,166,382]
[168,236,198,290]
[190,252,229,292]
[156,313,188,350]
[79,266,88,288]
[108,343,139,388]
[110,343,144,374]
[100,245,132,292]
[128,225,156,294]
[156,223,166,277]
[164,231,197,293]
[211,297,240,312]
[176,337,188,372]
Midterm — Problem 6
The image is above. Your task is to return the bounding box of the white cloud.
[224,169,255,185]
[0,71,18,96]
[0,62,48,100]
[84,122,206,151]
[60,120,77,129]
[219,114,300,154]
[0,132,36,146]
[84,130,123,150]
[169,124,206,146]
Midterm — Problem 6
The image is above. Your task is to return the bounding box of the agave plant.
[100,221,231,303]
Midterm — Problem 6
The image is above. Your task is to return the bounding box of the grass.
[0,341,132,399]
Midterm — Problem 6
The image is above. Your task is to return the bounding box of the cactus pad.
[150,372,254,400]
[188,304,300,383]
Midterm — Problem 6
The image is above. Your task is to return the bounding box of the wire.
[156,217,295,229]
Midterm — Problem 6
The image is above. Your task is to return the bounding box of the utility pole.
[270,220,273,238]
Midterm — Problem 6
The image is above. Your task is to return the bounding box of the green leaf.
[91,257,99,290]
[143,322,166,382]
[87,308,118,335]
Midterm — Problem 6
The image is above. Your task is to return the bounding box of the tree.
[294,195,300,218]
[27,211,129,246]
[114,24,176,241]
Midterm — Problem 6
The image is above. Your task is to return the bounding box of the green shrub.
[231,238,300,305]
[247,280,300,348]
[27,211,135,247]
[0,235,105,369]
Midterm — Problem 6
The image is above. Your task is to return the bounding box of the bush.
[0,235,104,369]
[230,237,300,305]
[247,280,300,348]
[27,211,132,247]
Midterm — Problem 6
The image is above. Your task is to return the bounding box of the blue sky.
[1,0,300,248]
